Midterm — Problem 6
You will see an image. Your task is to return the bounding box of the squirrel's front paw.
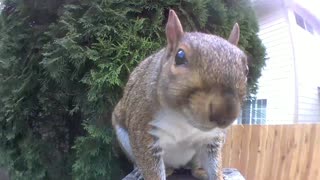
[192,168,208,180]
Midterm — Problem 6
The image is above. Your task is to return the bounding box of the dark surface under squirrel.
[167,169,197,180]
[167,168,245,180]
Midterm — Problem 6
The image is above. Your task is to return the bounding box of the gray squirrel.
[112,9,248,180]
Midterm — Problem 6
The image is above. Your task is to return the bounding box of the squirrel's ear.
[166,9,184,51]
[228,23,240,45]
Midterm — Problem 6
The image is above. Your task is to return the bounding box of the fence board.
[222,124,320,180]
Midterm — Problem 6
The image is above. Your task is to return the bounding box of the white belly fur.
[149,109,223,168]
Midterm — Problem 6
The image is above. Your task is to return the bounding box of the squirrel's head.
[158,10,248,130]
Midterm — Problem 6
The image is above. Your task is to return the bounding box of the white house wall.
[287,9,320,122]
[255,8,296,124]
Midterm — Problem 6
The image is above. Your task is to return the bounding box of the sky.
[294,0,320,20]
[0,0,319,20]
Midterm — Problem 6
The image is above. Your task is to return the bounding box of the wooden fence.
[222,124,320,180]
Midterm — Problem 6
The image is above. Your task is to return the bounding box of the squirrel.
[112,9,248,180]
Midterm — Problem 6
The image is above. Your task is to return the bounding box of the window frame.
[294,11,314,35]
[238,99,267,125]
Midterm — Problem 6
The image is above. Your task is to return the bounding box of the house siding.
[287,9,320,122]
[255,7,296,124]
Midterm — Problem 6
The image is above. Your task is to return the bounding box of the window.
[294,12,305,29]
[305,22,314,34]
[294,12,314,34]
[238,99,267,124]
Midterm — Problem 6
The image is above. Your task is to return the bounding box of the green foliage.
[0,0,266,179]
[0,0,74,179]
[72,124,123,180]
[43,1,164,179]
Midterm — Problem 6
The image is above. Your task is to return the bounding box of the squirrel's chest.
[149,109,221,168]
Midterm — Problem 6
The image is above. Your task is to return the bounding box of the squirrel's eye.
[175,49,187,65]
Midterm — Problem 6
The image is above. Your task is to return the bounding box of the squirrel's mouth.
[187,119,218,132]
[181,108,219,131]
[197,126,216,132]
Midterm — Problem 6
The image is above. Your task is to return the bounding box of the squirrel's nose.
[208,93,239,127]
[209,102,220,122]
[209,102,227,125]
